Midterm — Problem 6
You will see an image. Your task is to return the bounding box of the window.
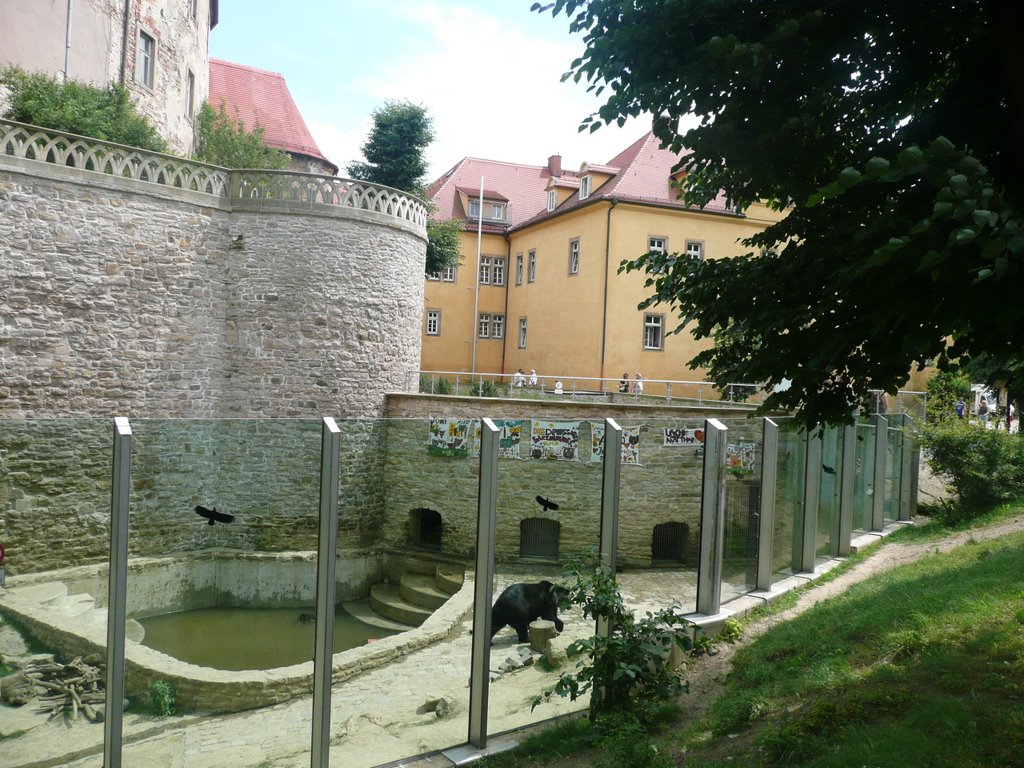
[185,70,195,118]
[478,256,504,285]
[426,266,454,281]
[527,250,536,283]
[493,257,506,286]
[518,317,528,348]
[468,200,506,221]
[649,236,667,253]
[478,313,504,339]
[686,240,704,260]
[189,0,198,20]
[138,31,156,89]
[491,202,506,220]
[479,256,492,285]
[644,313,664,350]
[568,238,580,275]
[547,190,556,212]
[426,309,440,336]
[580,175,591,200]
[515,253,523,285]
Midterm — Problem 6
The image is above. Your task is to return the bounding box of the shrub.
[918,420,1024,522]
[433,377,454,395]
[925,370,971,423]
[533,553,693,723]
[478,380,501,398]
[1,67,165,151]
[192,102,291,170]
[148,679,177,716]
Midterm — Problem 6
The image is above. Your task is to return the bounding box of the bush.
[918,420,1024,522]
[192,102,291,170]
[1,67,165,151]
[533,553,693,723]
[433,377,454,395]
[478,380,501,398]
[148,679,177,716]
[925,369,971,423]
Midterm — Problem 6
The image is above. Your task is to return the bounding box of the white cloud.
[316,2,651,180]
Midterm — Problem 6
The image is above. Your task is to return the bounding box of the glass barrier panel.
[123,419,321,767]
[0,419,112,766]
[852,421,876,533]
[626,419,703,616]
[719,418,763,602]
[884,423,904,524]
[816,424,844,562]
[772,419,806,582]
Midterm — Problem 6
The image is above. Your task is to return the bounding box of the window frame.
[515,253,523,285]
[643,313,665,351]
[189,0,199,20]
[518,317,528,349]
[648,235,667,254]
[547,189,556,212]
[137,30,156,90]
[478,313,491,339]
[579,175,591,200]
[425,309,441,336]
[491,313,505,339]
[478,256,492,285]
[492,256,506,286]
[686,240,705,260]
[185,69,195,118]
[568,238,580,275]
[527,250,536,283]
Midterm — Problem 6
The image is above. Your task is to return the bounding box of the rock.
[545,636,573,667]
[417,694,443,714]
[434,695,456,719]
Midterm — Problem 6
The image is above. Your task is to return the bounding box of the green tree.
[1,67,165,151]
[348,100,460,274]
[537,1,1024,424]
[192,102,290,170]
[925,369,971,423]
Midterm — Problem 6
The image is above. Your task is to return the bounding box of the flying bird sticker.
[194,505,234,525]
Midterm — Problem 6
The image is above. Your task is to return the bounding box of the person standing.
[618,373,630,393]
[512,368,525,387]
[979,396,990,425]
[955,396,966,420]
[633,372,644,396]
[528,369,538,387]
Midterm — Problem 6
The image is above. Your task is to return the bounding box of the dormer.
[457,187,510,224]
[576,162,619,200]
[545,176,579,212]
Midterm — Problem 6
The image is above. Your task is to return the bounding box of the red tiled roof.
[208,59,336,172]
[429,132,735,234]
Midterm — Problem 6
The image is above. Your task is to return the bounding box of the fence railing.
[0,118,428,229]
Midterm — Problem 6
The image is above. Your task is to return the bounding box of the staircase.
[10,582,146,642]
[343,563,464,632]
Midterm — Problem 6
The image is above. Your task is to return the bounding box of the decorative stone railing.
[0,118,428,229]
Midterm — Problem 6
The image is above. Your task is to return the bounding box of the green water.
[138,605,397,670]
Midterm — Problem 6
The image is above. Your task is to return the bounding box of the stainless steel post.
[597,418,623,636]
[696,418,727,615]
[756,418,779,591]
[872,414,888,531]
[837,424,857,556]
[800,426,822,572]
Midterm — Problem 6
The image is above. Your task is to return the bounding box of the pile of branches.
[27,657,106,722]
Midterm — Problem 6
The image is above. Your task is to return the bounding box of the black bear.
[490,580,568,642]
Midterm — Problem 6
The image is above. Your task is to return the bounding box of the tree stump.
[529,619,556,652]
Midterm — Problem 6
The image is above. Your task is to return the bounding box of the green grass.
[687,526,1024,767]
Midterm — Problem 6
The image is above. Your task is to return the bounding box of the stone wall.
[0,154,426,419]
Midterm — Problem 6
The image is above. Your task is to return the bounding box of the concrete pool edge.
[0,553,474,712]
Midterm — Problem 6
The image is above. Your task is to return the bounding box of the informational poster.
[427,417,472,458]
[664,427,704,446]
[726,441,757,476]
[530,420,580,461]
[470,419,523,459]
[589,422,642,465]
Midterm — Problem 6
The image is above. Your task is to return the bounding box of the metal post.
[468,418,499,748]
[311,417,341,768]
[103,417,132,768]
[756,418,779,591]
[696,418,727,615]
[597,418,622,636]
[872,414,888,531]
[837,425,857,556]
[799,426,822,572]
[898,414,914,522]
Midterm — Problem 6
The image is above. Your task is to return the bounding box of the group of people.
[618,372,644,395]
[956,395,1018,432]
[511,368,538,388]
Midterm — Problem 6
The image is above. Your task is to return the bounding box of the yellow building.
[423,132,784,391]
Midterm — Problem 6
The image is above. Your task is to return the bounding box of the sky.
[208,0,652,181]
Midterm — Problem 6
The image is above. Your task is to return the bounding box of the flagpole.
[471,176,484,378]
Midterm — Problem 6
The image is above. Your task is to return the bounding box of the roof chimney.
[547,154,562,177]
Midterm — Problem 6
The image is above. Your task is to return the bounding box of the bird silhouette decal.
[194,505,234,525]
[822,464,836,475]
[535,495,560,511]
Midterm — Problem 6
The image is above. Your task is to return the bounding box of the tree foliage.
[925,369,971,423]
[192,102,290,170]
[0,67,165,151]
[348,100,460,274]
[536,1,1024,424]
[346,100,434,194]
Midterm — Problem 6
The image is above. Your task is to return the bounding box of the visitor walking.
[979,396,990,426]
[955,397,966,420]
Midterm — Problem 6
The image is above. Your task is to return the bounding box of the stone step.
[399,573,451,610]
[55,593,96,619]
[369,584,432,627]
[11,582,67,605]
[435,566,464,595]
[340,598,417,633]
